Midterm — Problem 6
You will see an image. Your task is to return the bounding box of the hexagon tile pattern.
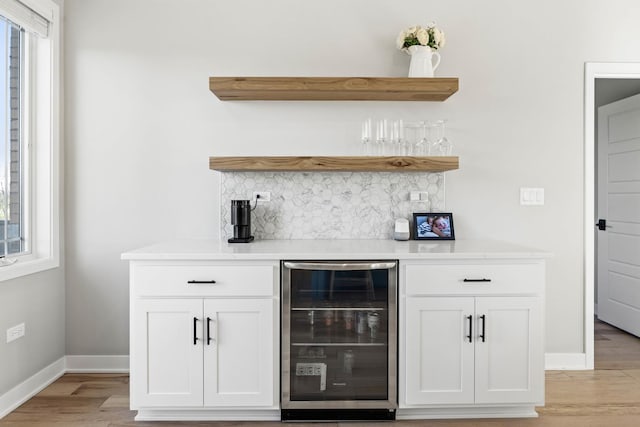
[220,172,445,240]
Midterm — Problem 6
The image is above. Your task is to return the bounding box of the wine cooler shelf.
[291,345,389,400]
[291,308,388,346]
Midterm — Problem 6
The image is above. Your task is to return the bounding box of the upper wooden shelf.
[209,156,459,172]
[209,77,459,101]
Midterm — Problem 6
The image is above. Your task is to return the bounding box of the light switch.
[520,188,544,206]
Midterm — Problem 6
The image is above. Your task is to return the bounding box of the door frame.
[584,62,640,369]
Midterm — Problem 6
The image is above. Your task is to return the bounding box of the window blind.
[0,0,49,37]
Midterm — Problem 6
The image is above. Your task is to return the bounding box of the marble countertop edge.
[121,239,551,261]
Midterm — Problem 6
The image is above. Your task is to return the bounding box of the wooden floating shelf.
[209,77,459,101]
[209,156,459,172]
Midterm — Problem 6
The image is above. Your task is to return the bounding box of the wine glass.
[375,119,389,155]
[361,118,372,155]
[391,119,404,155]
[432,120,452,156]
[412,120,430,156]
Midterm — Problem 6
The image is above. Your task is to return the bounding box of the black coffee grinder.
[228,200,254,243]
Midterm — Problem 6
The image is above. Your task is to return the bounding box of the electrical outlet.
[409,191,429,202]
[252,191,271,203]
[6,323,25,343]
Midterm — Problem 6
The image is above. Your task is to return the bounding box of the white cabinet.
[405,296,543,405]
[129,261,280,421]
[399,260,545,419]
[133,299,203,407]
[474,297,543,404]
[123,240,548,421]
[203,298,274,407]
[405,297,475,405]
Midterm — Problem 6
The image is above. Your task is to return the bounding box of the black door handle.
[479,315,486,342]
[466,315,473,343]
[596,219,610,231]
[193,317,199,345]
[206,317,212,345]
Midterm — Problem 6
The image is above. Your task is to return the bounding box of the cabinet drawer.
[132,263,277,297]
[404,262,544,296]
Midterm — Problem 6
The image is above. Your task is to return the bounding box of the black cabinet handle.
[193,317,199,345]
[466,315,473,343]
[479,315,486,342]
[187,280,217,284]
[463,278,492,283]
[206,317,212,345]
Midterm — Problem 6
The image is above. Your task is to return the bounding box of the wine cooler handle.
[283,261,396,271]
[193,317,199,345]
[479,315,486,342]
[466,315,473,343]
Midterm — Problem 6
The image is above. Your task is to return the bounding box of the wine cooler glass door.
[281,261,397,410]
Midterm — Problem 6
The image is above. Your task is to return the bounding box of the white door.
[404,297,475,405]
[597,93,640,337]
[132,299,204,407]
[474,297,544,404]
[203,298,275,407]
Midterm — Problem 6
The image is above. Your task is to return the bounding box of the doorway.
[585,63,640,369]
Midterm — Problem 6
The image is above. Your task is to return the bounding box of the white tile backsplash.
[220,172,445,240]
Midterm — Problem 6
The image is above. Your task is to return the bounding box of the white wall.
[0,269,65,394]
[63,0,640,357]
[0,0,65,397]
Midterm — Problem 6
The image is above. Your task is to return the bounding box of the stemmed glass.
[361,118,373,155]
[391,119,405,155]
[376,119,389,155]
[413,121,430,156]
[431,120,452,156]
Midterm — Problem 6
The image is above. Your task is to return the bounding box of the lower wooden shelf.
[209,156,459,172]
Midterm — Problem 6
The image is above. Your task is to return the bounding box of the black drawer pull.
[187,280,217,284]
[463,278,492,283]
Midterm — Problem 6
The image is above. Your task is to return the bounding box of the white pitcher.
[407,45,441,78]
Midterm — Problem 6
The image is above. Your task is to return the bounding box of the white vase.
[407,45,441,78]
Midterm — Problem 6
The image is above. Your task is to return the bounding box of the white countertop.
[121,239,549,261]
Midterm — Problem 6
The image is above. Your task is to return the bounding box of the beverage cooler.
[280,260,398,421]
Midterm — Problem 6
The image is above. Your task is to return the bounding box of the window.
[0,0,60,280]
[0,16,24,256]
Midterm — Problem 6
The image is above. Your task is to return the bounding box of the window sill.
[0,256,60,282]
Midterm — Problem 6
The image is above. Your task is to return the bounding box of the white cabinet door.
[132,299,204,407]
[203,298,275,407]
[474,297,544,404]
[405,297,475,405]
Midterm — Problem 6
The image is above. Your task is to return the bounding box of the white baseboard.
[64,355,129,373]
[545,352,589,370]
[0,357,65,419]
[1,355,129,420]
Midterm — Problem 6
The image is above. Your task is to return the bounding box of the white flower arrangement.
[396,23,446,52]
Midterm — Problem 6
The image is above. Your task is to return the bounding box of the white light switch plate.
[520,188,544,206]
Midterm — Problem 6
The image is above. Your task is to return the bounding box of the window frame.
[0,0,60,282]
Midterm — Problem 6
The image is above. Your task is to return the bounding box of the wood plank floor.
[1,319,640,426]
